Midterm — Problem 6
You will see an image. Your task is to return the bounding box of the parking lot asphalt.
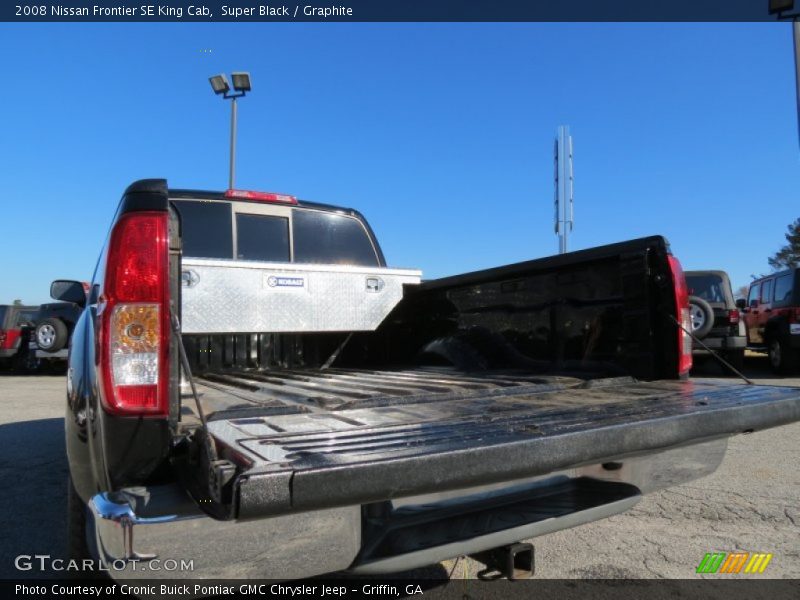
[0,355,798,580]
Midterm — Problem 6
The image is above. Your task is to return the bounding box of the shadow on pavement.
[691,352,775,379]
[0,417,67,578]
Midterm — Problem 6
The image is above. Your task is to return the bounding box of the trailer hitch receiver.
[473,542,534,580]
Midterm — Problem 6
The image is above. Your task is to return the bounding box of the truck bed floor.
[192,366,589,417]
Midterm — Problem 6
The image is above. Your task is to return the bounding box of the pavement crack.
[785,508,797,527]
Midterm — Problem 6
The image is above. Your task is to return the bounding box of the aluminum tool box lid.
[180,258,422,334]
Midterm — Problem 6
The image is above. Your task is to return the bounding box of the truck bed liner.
[193,369,800,519]
[195,367,587,415]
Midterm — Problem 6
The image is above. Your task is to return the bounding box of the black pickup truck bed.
[190,367,800,519]
[70,181,800,580]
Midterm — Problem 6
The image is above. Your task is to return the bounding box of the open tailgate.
[199,374,800,519]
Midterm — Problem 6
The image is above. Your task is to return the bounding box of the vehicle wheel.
[688,296,714,339]
[67,475,91,561]
[724,349,745,373]
[36,318,68,352]
[768,337,797,375]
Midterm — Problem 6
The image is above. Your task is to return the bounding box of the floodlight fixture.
[209,74,230,95]
[231,72,252,93]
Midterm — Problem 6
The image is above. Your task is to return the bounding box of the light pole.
[769,1,800,149]
[209,72,252,189]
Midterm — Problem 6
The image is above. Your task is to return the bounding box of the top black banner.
[2,0,798,22]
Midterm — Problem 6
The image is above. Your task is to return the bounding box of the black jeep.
[33,281,86,356]
[685,270,747,371]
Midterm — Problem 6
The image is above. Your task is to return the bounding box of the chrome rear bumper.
[87,438,729,579]
[87,485,361,579]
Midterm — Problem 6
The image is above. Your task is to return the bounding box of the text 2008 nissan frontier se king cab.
[61,179,800,580]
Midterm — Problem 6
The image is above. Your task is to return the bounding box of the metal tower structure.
[554,125,574,254]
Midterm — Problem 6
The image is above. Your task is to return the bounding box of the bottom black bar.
[4,580,799,600]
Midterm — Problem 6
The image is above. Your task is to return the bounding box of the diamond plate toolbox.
[180,258,422,333]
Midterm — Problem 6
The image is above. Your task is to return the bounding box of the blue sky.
[0,23,797,304]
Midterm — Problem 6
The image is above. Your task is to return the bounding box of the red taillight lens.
[99,212,169,416]
[106,214,166,301]
[0,330,6,346]
[224,189,297,204]
[728,309,740,325]
[667,255,693,377]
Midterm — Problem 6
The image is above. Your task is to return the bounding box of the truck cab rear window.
[292,210,378,266]
[173,200,233,259]
[173,199,378,266]
[236,214,290,262]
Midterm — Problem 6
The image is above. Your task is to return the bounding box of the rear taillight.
[98,211,169,416]
[667,255,693,377]
[0,330,6,346]
[728,309,740,325]
[792,308,800,324]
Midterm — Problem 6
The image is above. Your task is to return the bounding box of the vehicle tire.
[688,296,714,339]
[724,349,745,373]
[67,475,91,561]
[767,336,797,375]
[36,318,68,353]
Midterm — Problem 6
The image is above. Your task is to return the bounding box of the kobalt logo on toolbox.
[266,275,305,288]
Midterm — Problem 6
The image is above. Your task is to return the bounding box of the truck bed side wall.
[354,236,678,380]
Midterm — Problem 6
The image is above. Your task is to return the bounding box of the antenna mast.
[554,125,574,254]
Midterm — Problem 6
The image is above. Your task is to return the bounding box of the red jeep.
[0,304,40,370]
[738,267,800,373]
